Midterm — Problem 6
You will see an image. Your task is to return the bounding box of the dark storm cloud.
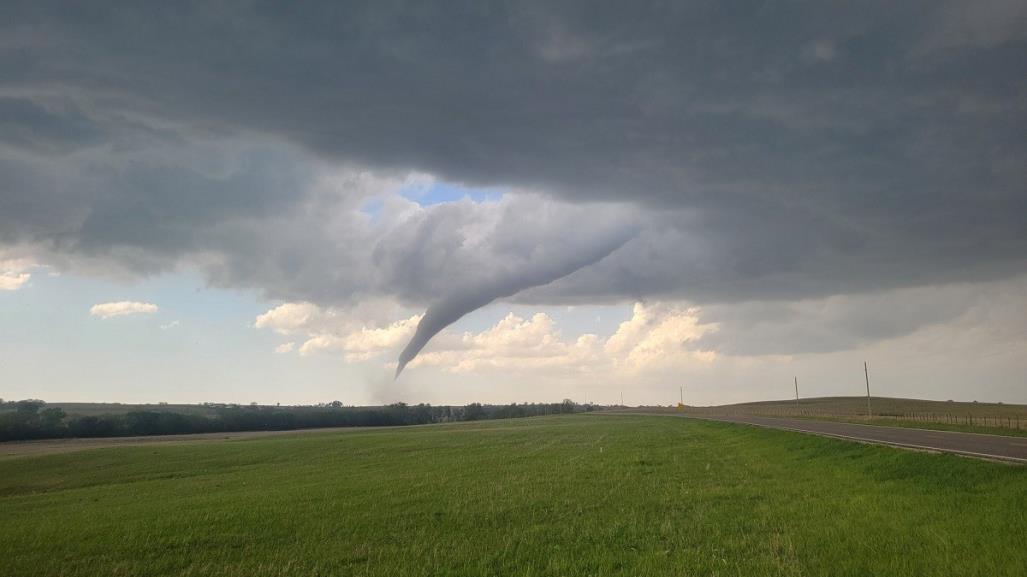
[1,0,1025,320]
[0,97,103,153]
[694,283,986,356]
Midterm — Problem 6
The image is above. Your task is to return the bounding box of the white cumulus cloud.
[89,301,159,319]
[254,300,422,361]
[0,258,36,291]
[298,315,421,361]
[604,303,716,370]
[255,300,716,376]
[411,303,716,375]
[254,302,325,335]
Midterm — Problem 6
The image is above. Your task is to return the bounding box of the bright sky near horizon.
[1,1,1025,406]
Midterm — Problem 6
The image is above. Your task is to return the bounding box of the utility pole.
[864,361,872,418]
[794,376,800,414]
[679,386,684,405]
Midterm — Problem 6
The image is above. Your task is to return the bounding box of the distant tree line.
[0,399,595,442]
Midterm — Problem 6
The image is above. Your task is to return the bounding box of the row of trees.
[0,399,593,442]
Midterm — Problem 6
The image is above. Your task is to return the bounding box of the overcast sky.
[2,1,1025,406]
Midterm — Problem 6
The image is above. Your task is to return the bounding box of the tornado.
[395,226,636,377]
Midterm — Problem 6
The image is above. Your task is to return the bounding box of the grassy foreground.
[1,415,1024,577]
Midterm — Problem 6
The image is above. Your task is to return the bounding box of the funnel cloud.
[395,225,637,377]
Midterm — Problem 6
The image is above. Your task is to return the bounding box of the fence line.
[681,405,1023,430]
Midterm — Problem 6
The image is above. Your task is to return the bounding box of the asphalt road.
[682,414,1027,463]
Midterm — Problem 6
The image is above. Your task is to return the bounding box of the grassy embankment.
[1,415,1024,576]
[669,396,1027,437]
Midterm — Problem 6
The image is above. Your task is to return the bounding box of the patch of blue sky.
[360,197,385,221]
[0,269,265,354]
[0,268,359,404]
[399,180,503,206]
[360,181,503,221]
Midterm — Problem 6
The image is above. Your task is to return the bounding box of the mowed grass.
[1,416,1024,577]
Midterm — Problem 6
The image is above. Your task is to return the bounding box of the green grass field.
[2,415,1024,576]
